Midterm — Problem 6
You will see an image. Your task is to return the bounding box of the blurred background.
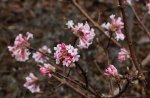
[0,0,149,98]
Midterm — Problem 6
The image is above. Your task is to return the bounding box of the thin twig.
[110,79,113,96]
[130,5,150,39]
[75,62,88,88]
[112,80,130,98]
[55,72,97,96]
[96,37,110,64]
[93,60,103,74]
[26,46,53,60]
[53,74,93,98]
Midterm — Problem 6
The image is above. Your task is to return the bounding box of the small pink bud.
[39,64,55,77]
[24,73,40,93]
[32,45,51,63]
[117,48,129,62]
[104,65,119,78]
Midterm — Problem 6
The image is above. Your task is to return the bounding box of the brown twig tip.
[130,6,150,39]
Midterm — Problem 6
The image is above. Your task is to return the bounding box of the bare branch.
[130,5,150,39]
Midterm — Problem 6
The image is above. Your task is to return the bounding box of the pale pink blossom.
[32,46,51,63]
[101,14,125,41]
[117,48,130,62]
[104,65,118,77]
[115,30,125,41]
[24,73,40,93]
[8,32,33,62]
[101,22,111,30]
[109,15,124,30]
[66,20,95,49]
[40,63,56,77]
[66,20,74,29]
[54,43,80,67]
[147,2,150,14]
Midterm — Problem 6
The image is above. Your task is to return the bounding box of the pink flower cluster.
[101,14,125,41]
[32,46,51,63]
[24,73,40,93]
[54,43,80,67]
[66,20,95,49]
[8,32,33,62]
[40,63,56,77]
[117,48,129,62]
[147,2,150,14]
[104,65,119,78]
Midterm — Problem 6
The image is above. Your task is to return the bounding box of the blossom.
[24,73,40,93]
[40,63,56,77]
[101,14,125,41]
[66,20,95,49]
[101,22,111,30]
[32,46,51,63]
[104,65,118,77]
[109,14,124,32]
[147,2,150,14]
[66,20,74,29]
[54,43,80,67]
[115,30,125,41]
[8,32,33,62]
[117,48,130,62]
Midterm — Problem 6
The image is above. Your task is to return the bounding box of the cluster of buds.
[117,48,130,62]
[24,73,40,93]
[101,14,125,41]
[8,32,33,62]
[40,63,56,77]
[66,20,95,49]
[54,43,80,67]
[104,65,119,78]
[32,46,51,63]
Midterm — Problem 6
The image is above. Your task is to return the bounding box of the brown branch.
[118,0,143,77]
[112,80,130,98]
[130,5,150,39]
[93,60,103,74]
[52,74,93,98]
[95,38,110,64]
[55,72,97,96]
[75,62,89,88]
[72,0,122,48]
